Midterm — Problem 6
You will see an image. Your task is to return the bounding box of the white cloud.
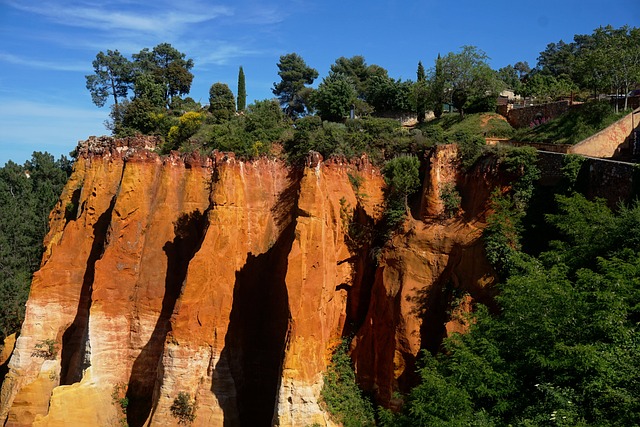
[0,52,89,72]
[5,0,233,37]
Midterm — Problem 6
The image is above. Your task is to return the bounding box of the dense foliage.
[381,192,640,426]
[272,53,319,118]
[321,340,376,427]
[0,153,72,341]
[237,66,246,112]
[81,25,637,158]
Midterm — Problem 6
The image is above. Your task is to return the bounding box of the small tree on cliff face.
[382,155,421,230]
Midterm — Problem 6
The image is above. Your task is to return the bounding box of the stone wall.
[536,151,639,206]
[569,108,639,159]
[502,101,579,129]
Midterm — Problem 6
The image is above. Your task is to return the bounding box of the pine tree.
[237,66,246,112]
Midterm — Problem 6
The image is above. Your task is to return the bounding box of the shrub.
[111,383,129,427]
[440,182,461,218]
[170,391,197,425]
[32,339,57,359]
[164,111,205,152]
[321,340,375,427]
[454,130,485,170]
[381,155,421,234]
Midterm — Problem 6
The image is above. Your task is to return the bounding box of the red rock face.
[0,139,498,426]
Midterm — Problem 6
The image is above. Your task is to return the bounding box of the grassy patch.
[512,101,627,145]
[418,112,515,140]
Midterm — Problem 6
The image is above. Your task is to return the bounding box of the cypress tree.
[416,61,427,123]
[433,54,445,118]
[237,66,246,112]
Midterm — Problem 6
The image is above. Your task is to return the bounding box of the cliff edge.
[0,136,497,426]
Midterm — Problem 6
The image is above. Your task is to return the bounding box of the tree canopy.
[0,153,72,341]
[132,43,195,108]
[438,46,504,118]
[237,66,247,112]
[85,50,132,107]
[272,53,319,118]
[209,82,236,122]
[312,72,357,122]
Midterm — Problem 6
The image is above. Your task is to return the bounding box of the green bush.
[321,340,375,427]
[111,383,129,427]
[440,182,461,218]
[170,391,197,425]
[31,339,58,359]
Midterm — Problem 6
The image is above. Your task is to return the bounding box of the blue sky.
[0,0,637,165]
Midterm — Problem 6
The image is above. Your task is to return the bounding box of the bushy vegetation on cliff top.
[83,25,638,161]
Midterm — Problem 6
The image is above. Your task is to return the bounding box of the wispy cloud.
[0,99,105,120]
[190,42,265,66]
[5,0,233,37]
[0,52,88,72]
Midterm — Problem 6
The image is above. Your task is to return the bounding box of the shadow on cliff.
[126,210,209,427]
[341,199,379,337]
[212,172,299,427]
[60,195,116,385]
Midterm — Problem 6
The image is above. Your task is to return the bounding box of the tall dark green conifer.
[237,66,246,112]
[432,53,445,118]
[415,61,427,123]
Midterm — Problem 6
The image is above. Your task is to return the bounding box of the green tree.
[85,50,132,107]
[440,46,504,118]
[536,40,577,78]
[321,340,376,427]
[272,53,319,118]
[237,66,246,112]
[521,73,576,102]
[497,65,522,94]
[389,194,640,427]
[208,82,236,122]
[382,155,421,211]
[513,61,531,79]
[365,75,413,114]
[166,111,204,151]
[415,61,428,123]
[115,98,160,136]
[132,43,194,107]
[0,153,71,340]
[430,53,446,118]
[329,56,389,100]
[133,73,165,108]
[312,73,357,122]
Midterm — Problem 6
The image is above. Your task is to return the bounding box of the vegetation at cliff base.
[321,340,376,427]
[382,193,640,426]
[0,153,72,341]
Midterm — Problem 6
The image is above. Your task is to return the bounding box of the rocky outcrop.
[1,138,498,426]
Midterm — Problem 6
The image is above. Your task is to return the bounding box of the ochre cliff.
[1,138,497,426]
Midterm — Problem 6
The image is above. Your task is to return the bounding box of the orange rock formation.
[0,138,496,426]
